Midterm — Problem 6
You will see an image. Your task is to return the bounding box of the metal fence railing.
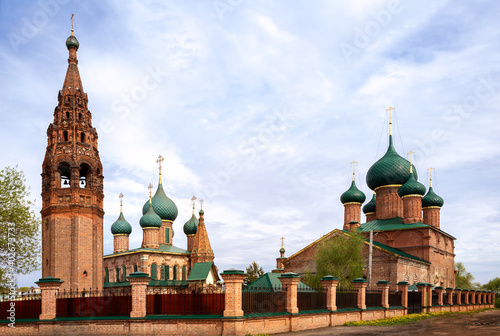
[56,288,131,317]
[336,287,357,309]
[297,286,326,311]
[242,284,286,314]
[365,289,382,308]
[389,291,402,307]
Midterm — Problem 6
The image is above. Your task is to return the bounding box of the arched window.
[80,132,85,143]
[164,265,170,280]
[133,265,138,272]
[151,264,157,280]
[63,130,69,142]
[79,163,91,188]
[104,268,109,283]
[165,228,170,244]
[59,162,71,188]
[173,265,178,280]
[182,266,187,281]
[78,113,82,120]
[122,265,127,281]
[66,112,70,119]
[116,267,120,282]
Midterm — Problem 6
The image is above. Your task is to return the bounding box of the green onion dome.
[183,213,199,235]
[422,186,444,207]
[398,171,426,197]
[366,135,417,190]
[340,180,366,204]
[363,192,376,214]
[280,247,285,254]
[140,202,162,228]
[111,211,132,235]
[66,35,79,50]
[142,181,178,221]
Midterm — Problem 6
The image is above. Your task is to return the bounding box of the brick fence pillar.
[376,280,390,308]
[36,277,64,320]
[352,278,368,310]
[426,284,433,308]
[127,271,151,318]
[220,269,246,317]
[462,289,469,305]
[435,286,443,306]
[417,283,428,310]
[397,281,409,308]
[321,275,340,311]
[446,287,454,306]
[279,272,300,314]
[470,290,476,304]
[455,289,462,305]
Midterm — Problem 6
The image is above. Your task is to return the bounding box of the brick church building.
[280,118,456,290]
[41,31,219,292]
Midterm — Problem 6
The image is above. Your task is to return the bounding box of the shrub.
[495,297,500,308]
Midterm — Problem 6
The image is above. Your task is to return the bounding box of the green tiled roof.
[187,262,213,281]
[357,217,429,232]
[363,193,376,214]
[422,186,444,207]
[140,202,162,228]
[183,213,199,235]
[244,273,315,292]
[398,171,426,197]
[364,237,430,264]
[104,244,190,258]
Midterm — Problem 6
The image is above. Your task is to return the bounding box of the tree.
[455,262,475,289]
[304,233,365,288]
[245,261,264,285]
[0,166,41,290]
[482,277,500,293]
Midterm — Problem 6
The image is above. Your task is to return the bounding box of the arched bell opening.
[79,163,92,188]
[59,162,71,188]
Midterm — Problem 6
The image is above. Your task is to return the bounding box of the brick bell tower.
[41,27,104,291]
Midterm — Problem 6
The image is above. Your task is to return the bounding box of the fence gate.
[407,290,422,314]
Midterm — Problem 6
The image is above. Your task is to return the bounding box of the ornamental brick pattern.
[402,195,423,224]
[141,227,160,249]
[423,206,441,229]
[41,35,104,291]
[113,234,129,253]
[342,203,361,229]
[375,186,403,219]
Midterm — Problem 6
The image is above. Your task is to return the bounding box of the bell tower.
[41,24,104,291]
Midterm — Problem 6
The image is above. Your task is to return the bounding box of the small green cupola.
[340,180,366,204]
[363,192,376,214]
[183,196,199,235]
[422,169,444,207]
[66,18,79,50]
[142,156,178,221]
[140,185,162,228]
[340,165,366,204]
[398,169,426,197]
[111,193,132,235]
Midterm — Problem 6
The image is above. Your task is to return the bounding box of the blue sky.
[1,0,499,287]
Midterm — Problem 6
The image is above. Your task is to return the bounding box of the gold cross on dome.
[280,237,285,248]
[191,195,197,213]
[407,151,415,173]
[118,193,123,212]
[148,183,153,198]
[428,167,435,186]
[70,14,75,36]
[350,160,357,180]
[157,155,164,175]
[200,199,204,210]
[386,106,395,135]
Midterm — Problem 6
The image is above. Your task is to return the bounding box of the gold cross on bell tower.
[280,236,285,248]
[70,14,75,36]
[386,106,395,135]
[350,160,357,181]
